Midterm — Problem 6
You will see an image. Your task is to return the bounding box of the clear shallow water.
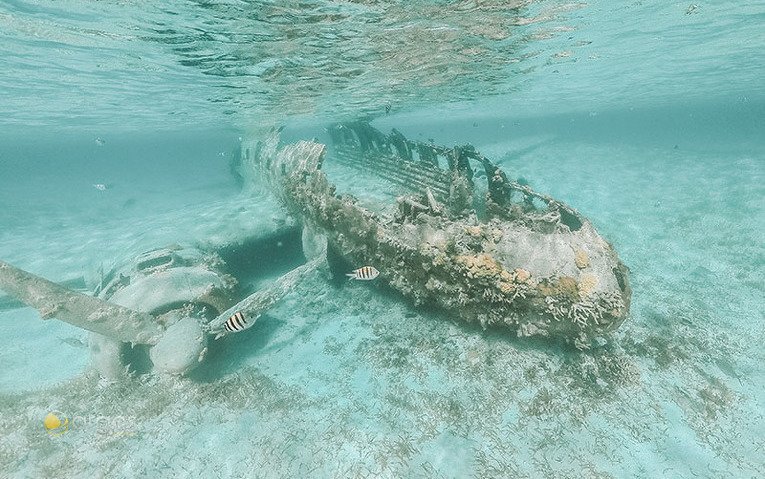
[0,1,764,478]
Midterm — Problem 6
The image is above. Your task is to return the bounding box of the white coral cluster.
[545,291,625,330]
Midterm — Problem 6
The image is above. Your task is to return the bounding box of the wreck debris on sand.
[0,236,321,378]
[248,122,631,349]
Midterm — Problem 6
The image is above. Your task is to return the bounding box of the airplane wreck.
[246,122,631,349]
[0,122,631,379]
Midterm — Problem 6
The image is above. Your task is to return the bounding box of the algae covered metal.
[0,235,321,378]
[250,122,631,349]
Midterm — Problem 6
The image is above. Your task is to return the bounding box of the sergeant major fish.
[346,266,380,281]
[223,311,248,333]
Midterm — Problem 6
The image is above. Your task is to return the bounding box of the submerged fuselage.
[248,122,631,349]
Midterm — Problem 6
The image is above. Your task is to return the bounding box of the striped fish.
[223,311,248,332]
[346,266,380,281]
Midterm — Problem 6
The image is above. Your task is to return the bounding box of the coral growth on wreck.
[255,123,631,348]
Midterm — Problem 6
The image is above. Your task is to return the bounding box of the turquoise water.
[1,1,763,477]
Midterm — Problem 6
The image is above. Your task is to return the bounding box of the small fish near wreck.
[245,122,631,349]
[347,266,380,281]
[223,311,248,333]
